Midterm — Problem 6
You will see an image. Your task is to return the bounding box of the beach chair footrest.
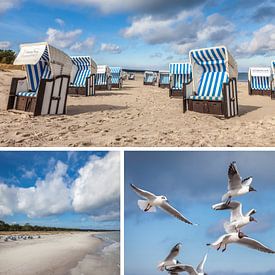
[68,87,87,96]
[188,99,223,115]
[250,89,271,96]
[15,96,37,113]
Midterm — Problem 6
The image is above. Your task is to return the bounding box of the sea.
[238,72,248,82]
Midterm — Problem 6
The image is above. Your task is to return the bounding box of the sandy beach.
[1,69,275,147]
[0,231,120,275]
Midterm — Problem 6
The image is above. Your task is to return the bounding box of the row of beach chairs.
[144,46,275,119]
[7,42,123,116]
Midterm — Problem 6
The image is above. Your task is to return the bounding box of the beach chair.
[7,42,72,116]
[248,67,272,96]
[169,63,192,97]
[158,71,170,89]
[95,65,112,90]
[186,46,238,118]
[271,60,275,99]
[143,71,156,85]
[110,67,123,89]
[69,56,97,96]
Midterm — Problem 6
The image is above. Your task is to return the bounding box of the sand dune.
[1,70,275,147]
[0,232,118,275]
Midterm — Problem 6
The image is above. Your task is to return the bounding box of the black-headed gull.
[212,201,257,232]
[222,162,256,204]
[130,184,195,225]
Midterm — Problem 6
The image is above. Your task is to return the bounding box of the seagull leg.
[222,244,227,252]
[144,204,151,212]
[217,243,222,251]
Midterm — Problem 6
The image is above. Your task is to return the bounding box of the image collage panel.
[0,0,275,274]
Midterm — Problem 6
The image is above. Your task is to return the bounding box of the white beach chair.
[69,56,97,96]
[158,71,170,89]
[185,46,238,118]
[169,63,192,97]
[143,71,156,85]
[110,67,123,89]
[95,65,112,91]
[7,42,72,116]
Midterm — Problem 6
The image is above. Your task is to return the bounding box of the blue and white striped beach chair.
[271,61,275,99]
[169,63,192,96]
[7,42,72,116]
[144,71,156,85]
[110,67,123,89]
[69,56,97,96]
[158,71,170,88]
[95,65,112,91]
[248,67,272,96]
[186,46,238,118]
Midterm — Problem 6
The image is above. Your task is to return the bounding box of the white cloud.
[91,210,120,222]
[0,0,20,14]
[70,37,95,51]
[72,152,120,213]
[0,41,11,50]
[100,43,122,54]
[46,28,82,49]
[0,183,17,216]
[55,18,65,27]
[236,24,275,56]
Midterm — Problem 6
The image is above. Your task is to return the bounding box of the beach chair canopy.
[189,46,238,100]
[110,66,122,84]
[95,65,110,85]
[249,67,271,91]
[159,71,170,85]
[14,42,72,96]
[70,56,97,87]
[144,71,154,82]
[169,63,192,89]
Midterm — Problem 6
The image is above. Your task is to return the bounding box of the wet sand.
[1,70,275,147]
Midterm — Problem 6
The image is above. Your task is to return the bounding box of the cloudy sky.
[0,0,274,71]
[125,151,275,275]
[0,151,120,230]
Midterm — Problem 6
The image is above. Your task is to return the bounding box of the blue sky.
[0,0,275,71]
[125,151,275,275]
[0,151,120,230]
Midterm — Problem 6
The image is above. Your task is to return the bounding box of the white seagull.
[212,201,257,233]
[158,243,182,271]
[222,162,256,204]
[130,184,195,225]
[165,254,208,275]
[207,231,275,254]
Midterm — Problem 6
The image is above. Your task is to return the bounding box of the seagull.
[207,231,275,253]
[130,184,195,225]
[212,201,257,232]
[158,243,182,271]
[165,254,208,275]
[222,162,256,204]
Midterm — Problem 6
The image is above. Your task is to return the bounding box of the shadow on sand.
[67,104,128,115]
[238,105,261,116]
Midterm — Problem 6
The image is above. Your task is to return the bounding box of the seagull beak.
[253,219,257,223]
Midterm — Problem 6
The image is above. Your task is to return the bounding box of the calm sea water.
[238,72,248,82]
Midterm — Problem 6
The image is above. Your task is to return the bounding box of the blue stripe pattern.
[95,73,107,85]
[169,63,192,89]
[159,73,169,85]
[190,47,229,100]
[251,76,270,90]
[71,56,91,87]
[110,67,121,85]
[23,47,51,95]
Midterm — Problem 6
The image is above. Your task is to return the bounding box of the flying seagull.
[207,232,275,254]
[130,184,195,225]
[165,254,208,275]
[222,162,256,204]
[212,201,257,233]
[158,243,182,271]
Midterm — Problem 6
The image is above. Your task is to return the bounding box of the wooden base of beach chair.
[95,85,112,91]
[187,100,223,115]
[68,87,87,96]
[250,89,271,96]
[159,84,169,89]
[169,88,185,97]
[111,80,122,89]
[7,75,70,116]
[144,82,155,86]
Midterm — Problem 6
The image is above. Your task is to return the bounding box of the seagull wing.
[166,264,197,275]
[164,243,181,261]
[130,184,156,200]
[230,201,243,222]
[228,162,242,190]
[196,254,207,273]
[242,177,253,186]
[224,221,236,233]
[237,237,275,254]
[160,201,193,224]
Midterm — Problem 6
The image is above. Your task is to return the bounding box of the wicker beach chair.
[69,56,97,96]
[143,71,156,85]
[7,42,72,116]
[110,67,123,89]
[95,65,112,91]
[185,46,238,118]
[169,62,192,97]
